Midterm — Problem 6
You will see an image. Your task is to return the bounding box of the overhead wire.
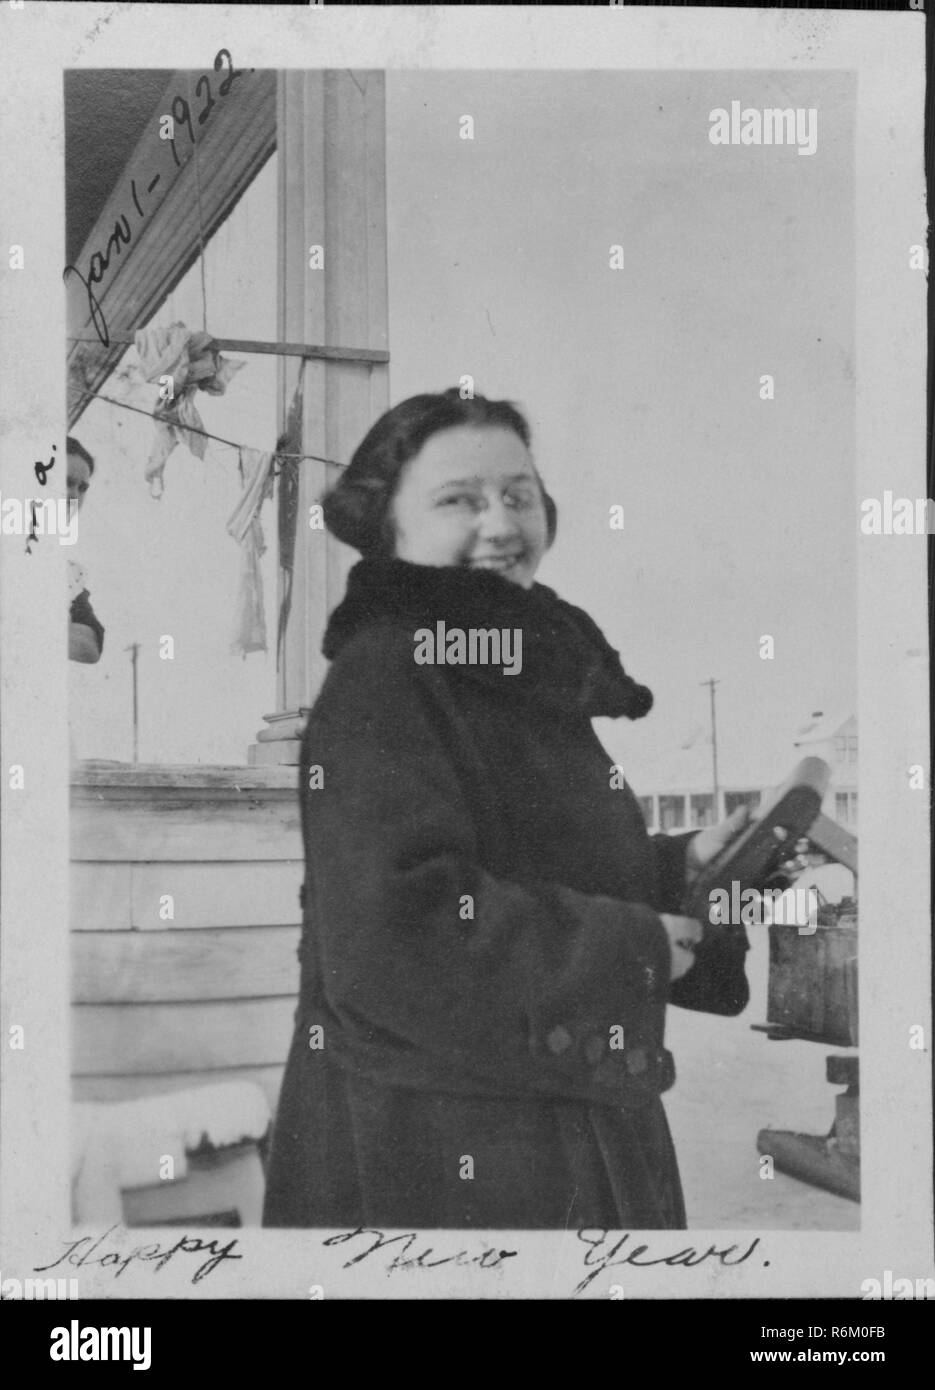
[71,384,348,473]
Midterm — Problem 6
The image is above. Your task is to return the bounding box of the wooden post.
[125,642,140,763]
[701,677,720,819]
[249,71,389,764]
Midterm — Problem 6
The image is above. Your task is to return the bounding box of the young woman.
[263,388,747,1230]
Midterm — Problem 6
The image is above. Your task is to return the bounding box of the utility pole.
[700,678,719,819]
[125,642,140,763]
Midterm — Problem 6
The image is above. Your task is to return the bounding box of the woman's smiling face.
[389,425,550,588]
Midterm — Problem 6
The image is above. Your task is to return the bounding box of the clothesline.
[67,333,389,364]
[72,385,349,471]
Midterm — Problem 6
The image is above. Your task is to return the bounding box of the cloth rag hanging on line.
[67,559,88,604]
[227,447,275,656]
[134,323,245,496]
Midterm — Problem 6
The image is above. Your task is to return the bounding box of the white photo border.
[0,2,930,1300]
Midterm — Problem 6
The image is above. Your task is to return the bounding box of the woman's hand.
[660,913,704,981]
[684,804,754,886]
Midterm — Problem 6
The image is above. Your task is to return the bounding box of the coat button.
[546,1025,573,1056]
[585,1035,605,1066]
[626,1047,648,1076]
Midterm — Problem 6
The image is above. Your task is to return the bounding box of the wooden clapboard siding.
[71,863,134,931]
[71,862,304,930]
[74,998,297,1074]
[130,863,303,930]
[74,926,301,1002]
[71,795,302,862]
[70,765,307,1108]
[71,762,302,863]
[74,763,299,792]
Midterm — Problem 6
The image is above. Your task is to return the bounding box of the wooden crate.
[122,1142,267,1228]
[767,917,858,1046]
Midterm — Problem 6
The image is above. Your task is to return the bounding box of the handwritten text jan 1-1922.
[63,49,250,349]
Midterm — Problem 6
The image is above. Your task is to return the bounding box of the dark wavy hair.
[66,436,95,476]
[322,388,558,558]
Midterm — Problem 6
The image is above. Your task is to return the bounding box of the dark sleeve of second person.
[69,589,105,656]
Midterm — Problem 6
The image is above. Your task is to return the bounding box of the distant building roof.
[792,709,855,746]
[612,705,857,798]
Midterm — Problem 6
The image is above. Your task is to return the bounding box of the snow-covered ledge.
[71,759,299,791]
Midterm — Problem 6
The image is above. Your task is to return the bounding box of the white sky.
[70,69,856,792]
[386,70,856,793]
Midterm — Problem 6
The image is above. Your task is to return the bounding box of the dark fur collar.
[322,558,653,721]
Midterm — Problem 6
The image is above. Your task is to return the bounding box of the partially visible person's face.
[67,451,92,518]
[389,425,550,588]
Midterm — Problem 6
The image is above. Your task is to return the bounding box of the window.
[834,735,847,761]
[690,794,715,828]
[659,796,686,831]
[637,796,655,829]
[847,735,858,764]
[724,790,762,816]
[835,791,858,826]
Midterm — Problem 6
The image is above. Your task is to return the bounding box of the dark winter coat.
[263,557,697,1230]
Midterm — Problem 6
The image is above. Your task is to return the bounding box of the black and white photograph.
[0,3,931,1315]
